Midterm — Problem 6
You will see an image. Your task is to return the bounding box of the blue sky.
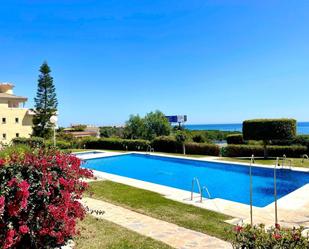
[1,1,308,126]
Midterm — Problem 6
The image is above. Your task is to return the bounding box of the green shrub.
[45,140,72,149]
[152,136,181,153]
[0,144,31,158]
[84,138,150,151]
[233,224,308,249]
[224,145,307,157]
[12,137,44,148]
[74,136,98,149]
[271,135,309,154]
[226,134,244,144]
[243,119,296,141]
[192,134,207,143]
[185,142,220,156]
[100,126,125,138]
[189,130,237,141]
[243,119,297,158]
[152,137,220,156]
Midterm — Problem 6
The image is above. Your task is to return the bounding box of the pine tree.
[32,62,58,138]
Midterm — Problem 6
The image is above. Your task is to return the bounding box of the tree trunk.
[263,141,268,158]
[183,143,186,155]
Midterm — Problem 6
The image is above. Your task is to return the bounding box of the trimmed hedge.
[151,136,220,156]
[152,136,181,153]
[226,134,244,144]
[185,142,220,156]
[12,137,44,148]
[224,145,307,158]
[83,138,150,151]
[45,140,72,149]
[243,119,296,141]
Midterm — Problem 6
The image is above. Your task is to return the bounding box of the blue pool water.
[84,154,309,207]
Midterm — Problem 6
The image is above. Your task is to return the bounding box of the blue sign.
[166,115,187,123]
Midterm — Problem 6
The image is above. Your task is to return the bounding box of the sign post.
[166,115,187,128]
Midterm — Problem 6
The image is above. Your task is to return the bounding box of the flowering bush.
[0,150,93,249]
[232,223,309,249]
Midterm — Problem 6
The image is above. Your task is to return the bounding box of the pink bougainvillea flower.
[234,225,243,233]
[0,150,93,248]
[0,196,5,214]
[19,225,30,235]
[3,229,16,249]
[7,177,18,187]
[273,233,282,240]
[0,159,6,167]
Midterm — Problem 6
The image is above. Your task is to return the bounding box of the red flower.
[273,233,282,240]
[0,159,6,167]
[0,196,5,215]
[18,180,30,192]
[19,225,29,235]
[3,229,16,249]
[234,225,243,233]
[7,178,18,187]
[0,150,93,248]
[275,223,281,230]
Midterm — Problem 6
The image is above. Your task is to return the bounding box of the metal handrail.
[282,154,286,168]
[201,186,211,202]
[146,145,155,153]
[274,157,279,225]
[287,159,293,170]
[191,177,202,201]
[249,154,254,226]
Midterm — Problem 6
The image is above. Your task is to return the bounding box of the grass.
[74,215,172,249]
[219,157,309,168]
[87,180,234,241]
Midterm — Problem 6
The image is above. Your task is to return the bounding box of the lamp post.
[50,114,58,147]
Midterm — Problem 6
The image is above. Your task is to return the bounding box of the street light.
[50,114,58,147]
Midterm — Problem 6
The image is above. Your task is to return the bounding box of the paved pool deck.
[82,197,232,249]
[77,151,309,229]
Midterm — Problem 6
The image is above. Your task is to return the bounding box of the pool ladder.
[191,177,211,203]
[281,154,293,170]
[146,145,154,153]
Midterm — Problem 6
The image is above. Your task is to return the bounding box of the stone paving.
[82,197,232,249]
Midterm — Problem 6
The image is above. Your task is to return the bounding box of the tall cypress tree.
[32,62,58,138]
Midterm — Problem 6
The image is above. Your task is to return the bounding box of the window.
[2,134,6,140]
[16,133,19,138]
[2,118,6,124]
[15,117,19,124]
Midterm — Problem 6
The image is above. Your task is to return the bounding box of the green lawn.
[87,180,234,241]
[219,157,309,168]
[75,215,172,249]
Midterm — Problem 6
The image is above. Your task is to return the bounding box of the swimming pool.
[84,154,309,207]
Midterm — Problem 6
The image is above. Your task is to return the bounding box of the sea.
[185,122,309,135]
